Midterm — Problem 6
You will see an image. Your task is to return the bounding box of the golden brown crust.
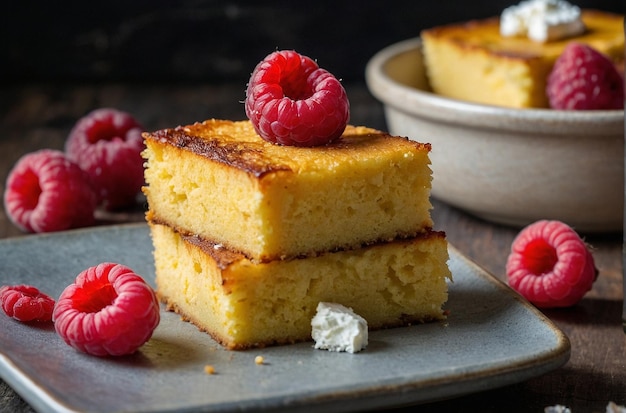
[180,225,445,261]
[143,119,431,179]
[421,9,624,62]
[148,211,442,266]
[148,212,245,268]
[146,122,292,178]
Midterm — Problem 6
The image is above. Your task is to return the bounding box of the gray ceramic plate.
[0,224,570,413]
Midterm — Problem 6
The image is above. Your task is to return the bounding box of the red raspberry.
[4,149,97,233]
[506,220,598,308]
[547,43,624,110]
[53,262,160,357]
[245,50,350,146]
[0,285,55,322]
[65,108,145,210]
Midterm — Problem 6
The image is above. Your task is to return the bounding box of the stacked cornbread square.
[143,119,451,350]
[421,10,624,108]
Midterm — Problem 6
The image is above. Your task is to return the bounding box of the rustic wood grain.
[0,82,623,413]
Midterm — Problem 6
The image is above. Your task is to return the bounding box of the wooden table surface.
[1,82,624,413]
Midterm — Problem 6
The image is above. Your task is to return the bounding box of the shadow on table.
[541,297,623,328]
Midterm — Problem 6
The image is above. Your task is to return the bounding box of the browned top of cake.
[162,217,446,270]
[185,227,446,263]
[143,119,431,178]
[421,10,624,62]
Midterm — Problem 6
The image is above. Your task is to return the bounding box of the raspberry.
[4,149,97,233]
[53,262,160,356]
[0,285,55,322]
[65,108,145,210]
[245,50,350,146]
[506,220,598,308]
[547,43,624,110]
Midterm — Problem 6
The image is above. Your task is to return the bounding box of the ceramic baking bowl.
[365,37,624,233]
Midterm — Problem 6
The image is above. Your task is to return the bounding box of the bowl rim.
[365,37,624,135]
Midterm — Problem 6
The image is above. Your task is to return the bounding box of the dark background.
[2,0,622,85]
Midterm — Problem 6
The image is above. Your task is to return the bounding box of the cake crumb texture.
[421,10,624,108]
[149,222,452,350]
[143,119,434,261]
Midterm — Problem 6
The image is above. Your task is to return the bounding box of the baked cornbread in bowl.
[365,36,624,233]
[420,9,624,109]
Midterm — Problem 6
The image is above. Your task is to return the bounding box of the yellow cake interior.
[150,222,452,350]
[421,10,625,108]
[144,118,452,350]
[143,119,434,262]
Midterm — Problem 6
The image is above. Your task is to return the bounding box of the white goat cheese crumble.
[500,0,585,42]
[311,302,368,353]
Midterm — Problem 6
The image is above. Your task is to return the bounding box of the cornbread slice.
[421,10,624,108]
[149,221,451,350]
[143,119,433,262]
